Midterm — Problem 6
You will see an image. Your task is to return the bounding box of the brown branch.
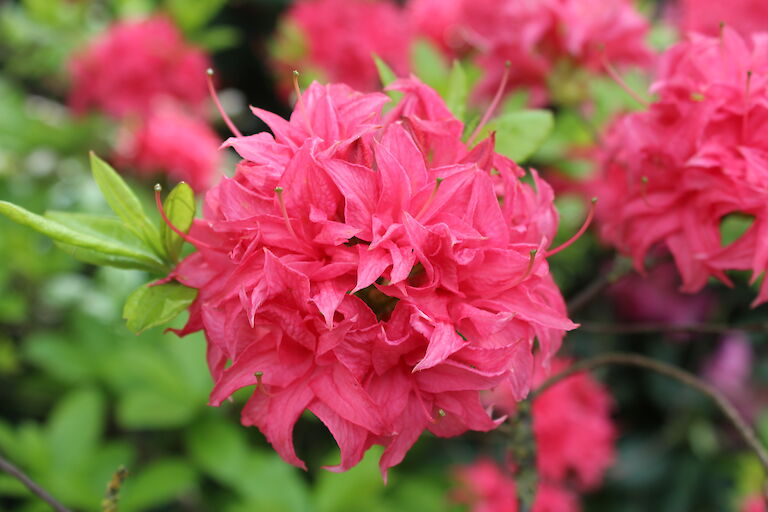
[0,453,71,512]
[532,353,768,478]
[577,322,768,335]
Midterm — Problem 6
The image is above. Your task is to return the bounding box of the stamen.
[640,175,652,206]
[743,70,753,139]
[206,68,243,138]
[253,371,273,396]
[416,178,444,220]
[467,61,511,145]
[602,56,649,108]
[545,197,597,257]
[437,408,446,418]
[275,186,297,238]
[511,249,538,286]
[292,70,316,136]
[154,184,215,251]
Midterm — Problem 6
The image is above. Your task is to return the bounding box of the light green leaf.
[89,152,164,258]
[373,54,397,87]
[159,183,196,263]
[479,109,554,162]
[411,39,450,93]
[166,0,227,32]
[120,458,198,512]
[117,391,196,429]
[445,60,468,122]
[47,388,104,471]
[0,202,165,271]
[123,282,197,334]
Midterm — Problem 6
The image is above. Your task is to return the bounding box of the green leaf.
[166,0,227,32]
[46,388,104,471]
[373,54,397,87]
[0,202,166,271]
[159,183,196,263]
[720,213,754,247]
[479,109,554,162]
[120,458,198,512]
[122,282,197,334]
[411,39,450,93]
[445,60,468,122]
[45,211,167,271]
[89,152,164,258]
[117,390,197,429]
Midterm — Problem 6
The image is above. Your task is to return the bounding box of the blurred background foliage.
[0,0,766,511]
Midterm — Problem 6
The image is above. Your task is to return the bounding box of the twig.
[0,453,71,512]
[533,353,768,479]
[578,322,768,335]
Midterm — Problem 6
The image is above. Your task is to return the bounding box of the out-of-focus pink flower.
[169,77,574,475]
[114,106,221,192]
[491,358,616,490]
[677,0,768,38]
[609,261,715,326]
[414,0,652,104]
[69,17,210,118]
[743,495,767,512]
[273,0,411,92]
[407,0,467,57]
[703,332,756,419]
[595,29,768,305]
[452,458,581,512]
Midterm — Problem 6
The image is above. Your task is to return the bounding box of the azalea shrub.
[1,1,768,511]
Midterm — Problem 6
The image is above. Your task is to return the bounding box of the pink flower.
[677,0,768,38]
[273,0,411,92]
[452,458,581,512]
[170,77,574,475]
[491,358,616,490]
[407,0,467,58]
[703,332,756,419]
[743,495,768,512]
[411,0,652,104]
[68,17,210,118]
[595,29,768,305]
[114,106,221,192]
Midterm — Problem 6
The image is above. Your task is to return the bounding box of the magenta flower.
[114,106,221,192]
[595,29,768,305]
[273,0,411,92]
[452,458,581,512]
[676,0,768,38]
[170,77,574,475]
[491,357,616,490]
[68,17,210,118]
[406,0,652,104]
[743,495,767,512]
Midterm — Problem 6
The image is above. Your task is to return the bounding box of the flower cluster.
[114,106,221,192]
[454,358,615,511]
[273,0,652,104]
[68,16,220,190]
[272,0,411,92]
[595,28,768,305]
[170,77,574,474]
[676,0,768,38]
[68,17,210,118]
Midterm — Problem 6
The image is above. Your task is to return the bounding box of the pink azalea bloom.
[743,495,768,512]
[273,0,411,92]
[491,357,616,490]
[170,77,574,475]
[595,29,768,305]
[452,458,581,512]
[677,0,768,38]
[407,0,467,58]
[68,17,210,118]
[414,0,652,104]
[114,106,221,192]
